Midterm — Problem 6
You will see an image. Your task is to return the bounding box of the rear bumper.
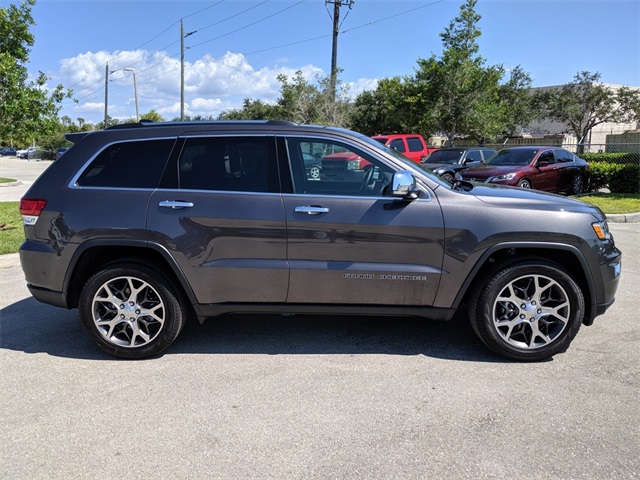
[27,284,69,309]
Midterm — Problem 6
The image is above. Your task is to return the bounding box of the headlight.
[489,173,517,181]
[592,221,611,240]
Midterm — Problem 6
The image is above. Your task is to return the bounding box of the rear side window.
[77,139,175,188]
[406,137,424,152]
[178,136,277,193]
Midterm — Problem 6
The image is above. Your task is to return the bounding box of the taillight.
[19,198,47,225]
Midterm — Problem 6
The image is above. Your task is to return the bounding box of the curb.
[606,212,640,223]
[0,181,22,187]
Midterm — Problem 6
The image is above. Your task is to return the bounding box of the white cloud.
[54,48,376,124]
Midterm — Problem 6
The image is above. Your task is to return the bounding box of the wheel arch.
[451,243,596,325]
[64,240,197,309]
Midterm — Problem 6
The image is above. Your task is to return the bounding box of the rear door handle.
[295,206,329,215]
[159,200,194,210]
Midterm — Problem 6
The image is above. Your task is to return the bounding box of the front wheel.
[440,172,455,183]
[468,259,584,361]
[79,263,186,359]
[517,178,532,189]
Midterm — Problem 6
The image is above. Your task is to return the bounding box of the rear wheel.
[79,263,186,359]
[570,174,584,195]
[468,259,584,361]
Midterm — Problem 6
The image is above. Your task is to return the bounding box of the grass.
[0,202,23,255]
[576,193,640,214]
[0,194,638,255]
[0,177,17,183]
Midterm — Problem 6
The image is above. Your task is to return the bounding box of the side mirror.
[391,170,420,200]
[537,159,549,168]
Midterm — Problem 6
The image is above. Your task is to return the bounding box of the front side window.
[537,150,555,165]
[389,139,406,153]
[77,139,175,188]
[178,136,275,192]
[285,137,394,197]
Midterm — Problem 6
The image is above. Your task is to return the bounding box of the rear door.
[147,134,288,304]
[279,135,445,306]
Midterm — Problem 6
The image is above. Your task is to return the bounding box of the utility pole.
[181,20,196,121]
[103,62,109,129]
[181,20,185,120]
[326,0,354,101]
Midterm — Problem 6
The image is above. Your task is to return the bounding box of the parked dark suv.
[19,121,621,361]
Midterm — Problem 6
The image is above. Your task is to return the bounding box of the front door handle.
[295,206,329,215]
[159,200,194,210]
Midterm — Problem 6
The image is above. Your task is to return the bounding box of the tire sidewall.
[79,263,184,359]
[471,261,584,361]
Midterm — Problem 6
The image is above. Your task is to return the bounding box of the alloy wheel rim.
[492,274,570,349]
[91,276,165,348]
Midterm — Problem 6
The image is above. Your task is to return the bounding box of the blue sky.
[12,0,640,124]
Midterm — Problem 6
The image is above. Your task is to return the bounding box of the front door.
[281,136,445,306]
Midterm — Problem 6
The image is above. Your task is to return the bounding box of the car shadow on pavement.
[0,296,507,362]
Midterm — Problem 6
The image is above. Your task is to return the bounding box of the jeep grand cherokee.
[19,121,621,361]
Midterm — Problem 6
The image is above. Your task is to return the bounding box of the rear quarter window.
[76,139,175,188]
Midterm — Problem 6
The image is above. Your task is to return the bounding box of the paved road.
[1,222,638,479]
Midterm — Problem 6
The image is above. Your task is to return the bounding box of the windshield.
[422,149,464,165]
[486,149,538,166]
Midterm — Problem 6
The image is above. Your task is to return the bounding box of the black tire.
[517,178,532,189]
[468,259,584,361]
[79,262,186,359]
[309,165,321,179]
[570,174,584,195]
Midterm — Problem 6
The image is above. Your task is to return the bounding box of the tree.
[411,0,532,144]
[218,71,352,127]
[276,70,351,127]
[533,71,640,150]
[218,98,281,120]
[349,77,413,136]
[0,0,71,146]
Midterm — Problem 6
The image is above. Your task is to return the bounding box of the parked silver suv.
[19,121,621,360]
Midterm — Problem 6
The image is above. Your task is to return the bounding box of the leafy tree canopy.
[0,0,71,147]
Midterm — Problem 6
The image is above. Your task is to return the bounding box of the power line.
[188,0,306,50]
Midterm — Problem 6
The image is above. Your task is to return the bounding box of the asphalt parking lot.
[1,156,639,479]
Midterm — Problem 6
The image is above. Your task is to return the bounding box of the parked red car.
[458,146,589,195]
[372,134,438,163]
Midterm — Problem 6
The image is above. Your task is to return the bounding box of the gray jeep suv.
[19,121,621,361]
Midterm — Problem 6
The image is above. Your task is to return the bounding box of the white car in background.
[16,147,38,159]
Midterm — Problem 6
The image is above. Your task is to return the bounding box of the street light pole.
[123,68,139,122]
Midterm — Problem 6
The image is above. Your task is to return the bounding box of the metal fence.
[452,140,640,164]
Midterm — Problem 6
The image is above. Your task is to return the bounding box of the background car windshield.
[423,149,464,164]
[487,149,538,166]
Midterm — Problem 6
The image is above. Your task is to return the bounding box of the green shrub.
[581,152,639,165]
[587,162,612,191]
[609,164,640,194]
